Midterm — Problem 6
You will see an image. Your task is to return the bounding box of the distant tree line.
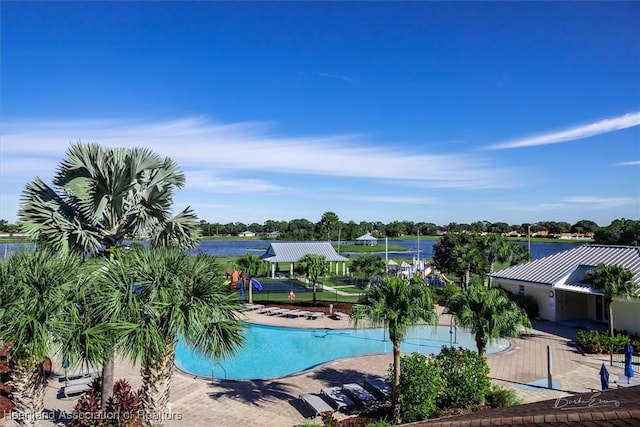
[2,214,638,245]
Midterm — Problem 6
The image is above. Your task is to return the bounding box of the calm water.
[0,239,581,260]
[174,323,509,380]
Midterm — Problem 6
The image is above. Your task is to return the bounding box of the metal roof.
[490,245,640,288]
[261,242,348,263]
[355,232,377,241]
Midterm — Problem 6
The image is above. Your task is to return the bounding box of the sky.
[1,1,639,227]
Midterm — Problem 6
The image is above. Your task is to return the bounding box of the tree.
[481,234,514,287]
[297,254,329,305]
[447,283,531,355]
[452,242,487,290]
[17,142,201,408]
[350,253,386,288]
[584,264,636,337]
[0,249,88,427]
[235,254,264,304]
[351,276,438,424]
[105,248,245,427]
[315,211,341,241]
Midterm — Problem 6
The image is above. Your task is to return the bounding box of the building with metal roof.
[261,242,348,278]
[490,245,640,335]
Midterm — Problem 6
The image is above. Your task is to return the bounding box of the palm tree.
[350,253,386,288]
[351,276,438,424]
[584,264,636,337]
[447,283,531,355]
[235,254,264,304]
[18,142,201,408]
[0,249,88,427]
[107,247,245,427]
[481,235,512,287]
[452,242,486,290]
[297,254,329,305]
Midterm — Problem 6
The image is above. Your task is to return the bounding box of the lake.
[0,238,582,260]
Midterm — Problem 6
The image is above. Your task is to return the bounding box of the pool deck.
[1,307,629,427]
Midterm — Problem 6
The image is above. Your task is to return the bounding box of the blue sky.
[1,1,639,226]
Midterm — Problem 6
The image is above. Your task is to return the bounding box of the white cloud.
[347,195,438,204]
[614,160,640,166]
[316,72,356,83]
[185,171,287,194]
[483,112,640,150]
[561,196,638,208]
[1,117,516,190]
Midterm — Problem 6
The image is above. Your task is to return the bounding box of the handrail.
[211,362,227,383]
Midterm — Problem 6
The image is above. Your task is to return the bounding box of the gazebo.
[261,242,348,278]
[355,232,378,246]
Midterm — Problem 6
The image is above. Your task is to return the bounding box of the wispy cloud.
[483,112,640,150]
[347,195,438,204]
[614,160,640,166]
[561,196,638,209]
[1,117,516,191]
[316,72,356,83]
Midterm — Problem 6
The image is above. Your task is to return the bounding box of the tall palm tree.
[447,283,531,355]
[18,142,201,408]
[106,247,245,427]
[452,242,486,290]
[584,264,636,337]
[297,254,328,305]
[350,253,386,288]
[0,250,88,427]
[481,235,512,287]
[351,276,438,424]
[235,254,264,304]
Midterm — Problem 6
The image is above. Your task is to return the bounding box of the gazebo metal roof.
[261,242,348,263]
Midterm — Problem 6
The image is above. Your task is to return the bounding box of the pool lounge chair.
[307,312,324,320]
[321,387,356,412]
[364,377,391,400]
[259,307,281,314]
[61,368,100,382]
[342,383,377,406]
[270,308,293,316]
[242,304,264,312]
[299,393,334,418]
[284,310,305,318]
[332,311,349,320]
[59,383,92,398]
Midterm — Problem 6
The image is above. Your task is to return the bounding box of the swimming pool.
[174,324,509,380]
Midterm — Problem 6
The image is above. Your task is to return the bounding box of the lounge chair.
[284,310,303,318]
[299,393,334,418]
[242,304,264,312]
[59,383,92,398]
[295,310,312,318]
[364,377,391,400]
[342,383,377,406]
[61,368,100,382]
[307,312,324,320]
[63,376,95,387]
[321,387,356,412]
[269,308,292,316]
[259,307,281,314]
[332,312,348,320]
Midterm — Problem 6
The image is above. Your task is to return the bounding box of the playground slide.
[250,278,263,291]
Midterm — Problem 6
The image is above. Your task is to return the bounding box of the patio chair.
[299,393,334,418]
[363,377,391,400]
[269,308,292,316]
[59,383,92,398]
[259,307,281,314]
[342,383,377,406]
[307,312,324,320]
[332,312,349,320]
[321,387,356,412]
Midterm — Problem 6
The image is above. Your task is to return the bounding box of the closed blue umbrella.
[600,363,609,391]
[624,341,635,384]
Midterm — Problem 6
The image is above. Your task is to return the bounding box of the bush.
[392,353,441,422]
[485,384,522,408]
[440,281,461,306]
[501,289,539,319]
[71,378,141,427]
[435,347,491,409]
[577,329,632,354]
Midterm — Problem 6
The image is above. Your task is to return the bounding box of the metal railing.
[611,348,640,375]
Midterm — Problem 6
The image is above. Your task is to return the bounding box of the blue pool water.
[174,323,509,380]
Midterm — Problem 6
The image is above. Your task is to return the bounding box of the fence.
[611,348,640,375]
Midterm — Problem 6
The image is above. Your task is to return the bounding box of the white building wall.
[494,280,555,321]
[611,299,640,336]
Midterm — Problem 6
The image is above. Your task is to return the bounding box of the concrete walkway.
[1,310,630,427]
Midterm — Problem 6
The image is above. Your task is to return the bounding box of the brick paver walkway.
[1,309,632,427]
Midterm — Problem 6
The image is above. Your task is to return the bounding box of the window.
[518,285,525,296]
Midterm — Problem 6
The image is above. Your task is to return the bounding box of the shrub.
[391,352,441,422]
[440,281,460,306]
[577,330,631,354]
[485,384,522,408]
[435,346,491,409]
[106,379,142,426]
[501,289,539,319]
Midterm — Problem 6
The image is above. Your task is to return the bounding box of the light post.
[528,224,531,255]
